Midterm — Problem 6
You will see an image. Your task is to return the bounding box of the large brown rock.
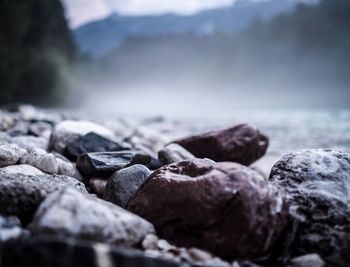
[128,159,288,260]
[173,124,268,165]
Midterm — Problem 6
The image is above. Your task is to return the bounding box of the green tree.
[0,0,77,105]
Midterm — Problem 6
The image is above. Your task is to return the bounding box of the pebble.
[269,149,350,267]
[128,159,288,260]
[174,124,268,165]
[104,164,151,208]
[49,120,115,153]
[30,187,155,247]
[0,144,27,167]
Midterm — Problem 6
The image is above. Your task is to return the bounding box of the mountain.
[74,0,318,57]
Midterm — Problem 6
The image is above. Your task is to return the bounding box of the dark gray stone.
[0,173,87,223]
[77,151,150,178]
[104,165,151,208]
[269,149,350,267]
[30,187,154,247]
[63,132,131,161]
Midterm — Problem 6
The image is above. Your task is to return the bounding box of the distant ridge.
[74,0,318,57]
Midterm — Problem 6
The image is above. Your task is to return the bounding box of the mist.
[69,0,350,117]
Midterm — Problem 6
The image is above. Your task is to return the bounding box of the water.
[142,109,350,175]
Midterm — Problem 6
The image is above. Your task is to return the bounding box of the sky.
[62,0,237,28]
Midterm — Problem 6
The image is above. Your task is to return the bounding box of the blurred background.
[1,0,350,164]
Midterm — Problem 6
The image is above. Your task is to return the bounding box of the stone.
[104,165,151,208]
[56,158,83,181]
[269,149,350,267]
[128,159,288,260]
[173,124,268,165]
[0,164,45,176]
[290,254,325,267]
[126,128,169,155]
[89,178,107,196]
[21,148,58,174]
[28,121,53,138]
[77,151,149,178]
[0,144,27,167]
[30,187,155,247]
[158,144,195,165]
[0,173,87,222]
[9,135,49,151]
[0,215,22,243]
[49,120,115,153]
[2,237,185,267]
[63,132,131,161]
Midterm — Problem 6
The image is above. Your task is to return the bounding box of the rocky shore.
[0,105,349,267]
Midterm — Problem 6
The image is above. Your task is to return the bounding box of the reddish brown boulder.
[173,124,268,165]
[127,159,288,260]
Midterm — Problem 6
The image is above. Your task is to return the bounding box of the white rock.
[291,254,325,267]
[30,187,155,246]
[57,158,83,181]
[0,164,44,176]
[50,120,115,153]
[21,148,58,174]
[0,144,27,167]
[9,136,49,151]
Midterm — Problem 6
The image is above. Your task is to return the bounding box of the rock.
[269,149,350,267]
[158,144,195,165]
[28,121,52,138]
[89,178,107,196]
[0,215,22,243]
[50,120,115,153]
[77,151,150,178]
[0,164,45,176]
[290,254,325,267]
[126,128,169,155]
[9,136,49,151]
[56,158,83,181]
[2,237,185,267]
[0,173,87,222]
[21,148,58,174]
[173,124,268,165]
[0,144,27,167]
[142,235,232,267]
[104,165,151,208]
[128,159,288,260]
[30,187,155,247]
[63,132,131,161]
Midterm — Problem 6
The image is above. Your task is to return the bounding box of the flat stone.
[30,187,155,247]
[0,144,27,167]
[104,164,151,208]
[158,144,195,165]
[64,132,131,161]
[50,120,115,153]
[269,149,350,267]
[174,124,268,165]
[128,159,288,260]
[0,173,87,222]
[77,151,149,178]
